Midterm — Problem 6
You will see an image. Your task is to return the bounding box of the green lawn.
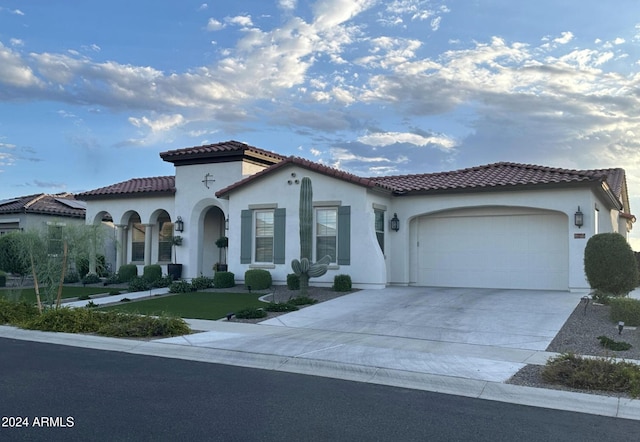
[0,286,118,303]
[98,292,266,320]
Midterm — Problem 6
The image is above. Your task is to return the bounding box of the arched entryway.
[199,206,226,276]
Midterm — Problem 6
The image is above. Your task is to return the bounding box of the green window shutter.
[274,208,286,264]
[240,210,252,264]
[337,206,351,265]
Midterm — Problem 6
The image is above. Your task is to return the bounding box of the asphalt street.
[1,338,639,442]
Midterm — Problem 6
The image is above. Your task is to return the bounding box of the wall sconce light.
[618,321,625,335]
[574,207,584,228]
[225,217,229,230]
[390,213,400,232]
[174,216,184,232]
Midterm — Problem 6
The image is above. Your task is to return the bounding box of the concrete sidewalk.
[2,286,639,421]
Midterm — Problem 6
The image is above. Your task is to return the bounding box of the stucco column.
[115,225,127,270]
[144,224,153,266]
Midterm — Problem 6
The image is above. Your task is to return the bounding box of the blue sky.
[2,1,640,245]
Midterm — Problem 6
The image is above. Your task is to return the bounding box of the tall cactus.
[291,177,331,296]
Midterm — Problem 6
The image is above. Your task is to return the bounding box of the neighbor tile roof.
[159,140,286,164]
[76,176,175,200]
[0,193,86,218]
[369,162,623,197]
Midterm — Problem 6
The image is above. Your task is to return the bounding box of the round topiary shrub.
[333,274,352,292]
[143,264,163,284]
[244,269,272,290]
[286,273,300,290]
[584,233,639,296]
[214,271,235,288]
[118,264,138,283]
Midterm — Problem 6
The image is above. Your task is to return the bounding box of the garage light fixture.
[390,213,400,232]
[174,216,184,232]
[619,321,625,335]
[574,207,583,228]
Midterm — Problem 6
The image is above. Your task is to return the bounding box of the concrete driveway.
[261,287,585,351]
[158,287,587,385]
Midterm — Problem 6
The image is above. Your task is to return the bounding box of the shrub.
[169,279,193,293]
[0,299,39,324]
[0,271,6,288]
[118,264,138,283]
[96,314,190,337]
[23,307,105,333]
[286,273,300,290]
[597,335,632,351]
[191,275,214,291]
[104,274,120,285]
[591,290,611,305]
[21,308,191,337]
[64,270,80,284]
[609,297,640,326]
[542,353,640,397]
[77,255,107,278]
[128,276,151,292]
[333,274,352,292]
[245,269,272,290]
[214,271,235,288]
[0,232,29,276]
[265,302,299,312]
[143,265,163,284]
[584,233,639,296]
[234,307,267,319]
[152,275,173,288]
[288,296,318,306]
[81,272,101,285]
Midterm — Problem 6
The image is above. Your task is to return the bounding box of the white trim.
[248,203,277,210]
[313,201,341,207]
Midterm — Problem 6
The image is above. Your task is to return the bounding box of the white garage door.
[416,208,568,290]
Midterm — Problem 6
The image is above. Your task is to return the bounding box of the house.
[0,192,87,235]
[76,140,635,292]
[0,192,117,273]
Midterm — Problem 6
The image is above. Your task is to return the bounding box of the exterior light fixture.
[390,213,400,232]
[574,207,583,228]
[618,321,625,335]
[225,217,229,230]
[174,216,184,232]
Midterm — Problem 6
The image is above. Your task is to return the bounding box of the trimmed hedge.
[584,233,639,296]
[214,271,235,288]
[118,264,138,283]
[0,271,6,288]
[244,269,272,290]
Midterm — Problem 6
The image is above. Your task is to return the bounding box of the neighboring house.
[77,140,635,292]
[0,193,117,273]
[0,192,86,235]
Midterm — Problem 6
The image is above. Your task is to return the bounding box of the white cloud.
[198,4,208,11]
[128,114,185,133]
[0,43,42,88]
[554,31,574,44]
[278,0,297,10]
[207,18,224,31]
[358,132,457,151]
[9,38,23,47]
[227,15,253,28]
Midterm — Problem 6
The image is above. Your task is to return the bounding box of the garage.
[414,207,569,290]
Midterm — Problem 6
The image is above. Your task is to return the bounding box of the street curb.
[1,325,638,421]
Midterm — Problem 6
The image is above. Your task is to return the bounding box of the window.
[131,220,145,262]
[47,224,64,256]
[316,208,337,262]
[255,210,274,262]
[375,209,384,253]
[158,217,172,262]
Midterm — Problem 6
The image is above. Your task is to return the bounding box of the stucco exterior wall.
[226,165,390,289]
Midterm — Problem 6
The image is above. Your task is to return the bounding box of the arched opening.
[199,206,226,276]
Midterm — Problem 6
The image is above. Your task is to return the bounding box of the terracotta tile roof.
[76,176,175,200]
[216,156,395,198]
[0,193,86,218]
[369,162,620,196]
[160,140,286,165]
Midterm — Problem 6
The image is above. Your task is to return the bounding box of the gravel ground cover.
[508,299,640,397]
